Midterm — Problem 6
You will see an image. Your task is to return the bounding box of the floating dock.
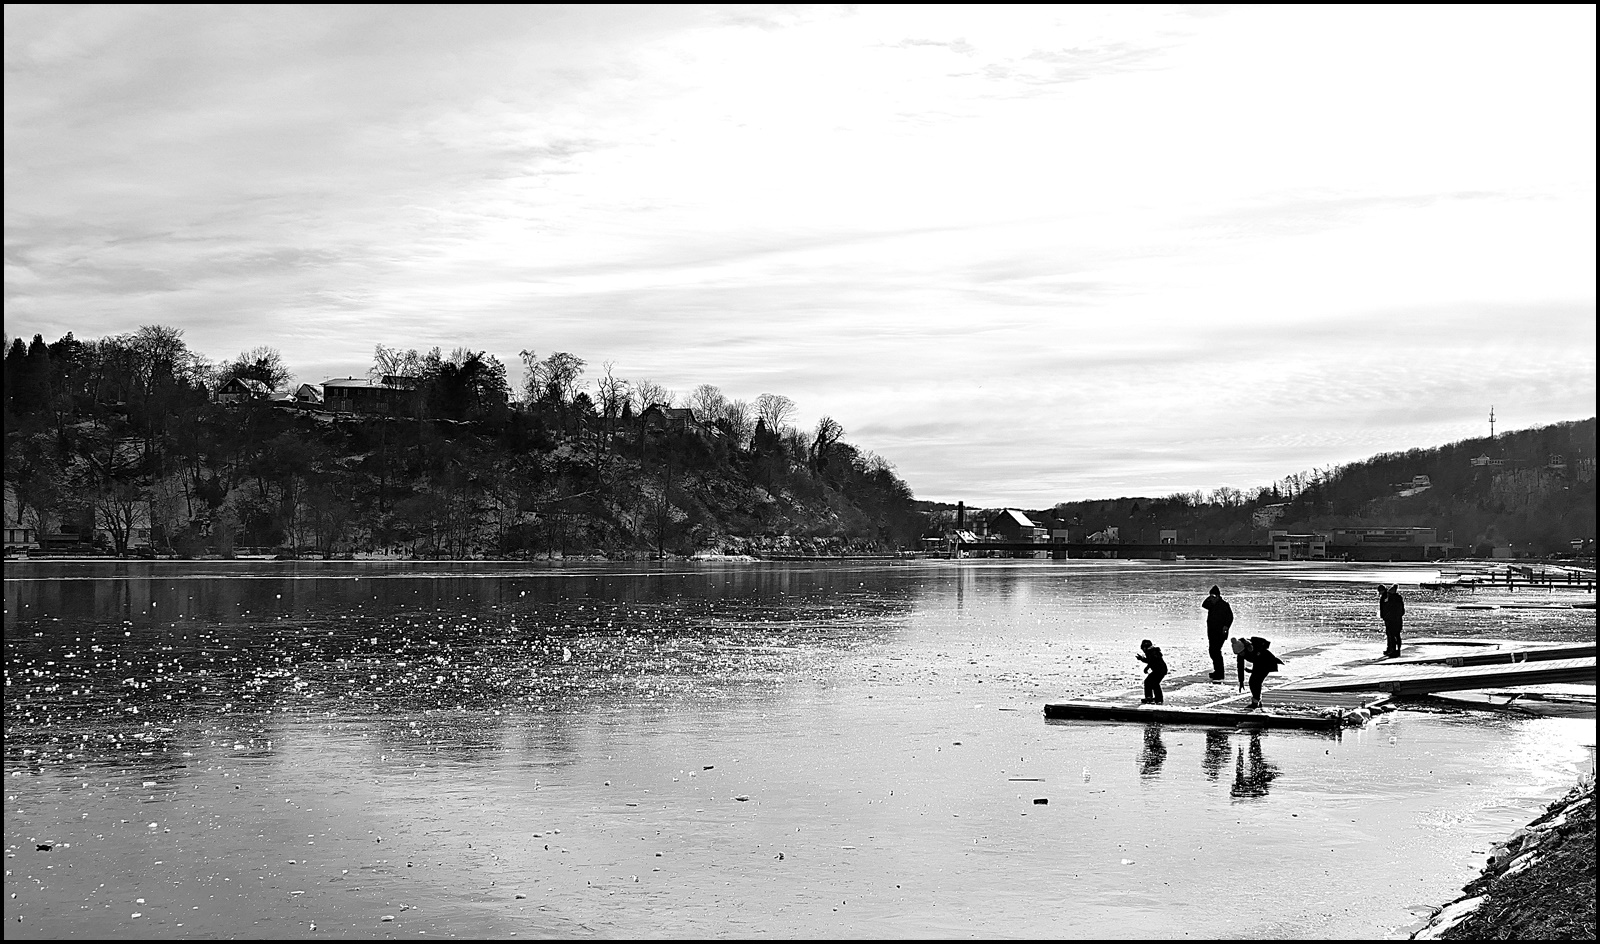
[1281,656,1596,696]
[1044,643,1392,732]
[1381,642,1595,667]
[1044,638,1597,731]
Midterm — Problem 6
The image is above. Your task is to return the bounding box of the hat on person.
[1140,639,1152,649]
[1209,585,1221,595]
[1231,637,1248,655]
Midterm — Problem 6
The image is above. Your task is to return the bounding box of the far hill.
[943,418,1596,558]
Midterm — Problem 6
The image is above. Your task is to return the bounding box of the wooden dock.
[1044,643,1393,732]
[1281,656,1596,696]
[1044,638,1597,730]
[1382,642,1595,667]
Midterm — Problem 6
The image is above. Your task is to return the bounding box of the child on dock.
[1137,639,1168,704]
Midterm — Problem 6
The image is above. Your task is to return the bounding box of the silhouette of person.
[1233,635,1285,709]
[1201,729,1231,781]
[1136,638,1168,704]
[1202,585,1234,680]
[1379,584,1405,657]
[1230,731,1280,798]
[1138,723,1168,779]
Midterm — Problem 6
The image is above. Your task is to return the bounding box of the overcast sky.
[6,4,1595,506]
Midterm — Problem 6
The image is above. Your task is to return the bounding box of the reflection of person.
[1136,639,1168,704]
[1138,723,1168,779]
[1201,729,1230,781]
[1202,586,1234,680]
[1230,731,1280,798]
[1379,584,1405,658]
[1232,636,1285,710]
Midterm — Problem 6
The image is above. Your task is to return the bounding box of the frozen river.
[4,558,1594,938]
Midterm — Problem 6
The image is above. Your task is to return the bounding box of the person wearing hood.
[1201,585,1234,680]
[1232,635,1285,710]
[1136,638,1168,704]
[1378,584,1405,658]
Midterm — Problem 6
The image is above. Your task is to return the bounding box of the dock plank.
[1282,656,1597,695]
[1381,642,1595,667]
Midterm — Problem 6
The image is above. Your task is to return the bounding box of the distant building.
[988,509,1044,542]
[1085,526,1119,544]
[1251,503,1289,529]
[3,483,38,551]
[1470,455,1506,468]
[216,377,272,404]
[1329,526,1452,559]
[1269,530,1329,560]
[641,405,699,432]
[322,376,417,415]
[1159,529,1178,545]
[1395,474,1432,497]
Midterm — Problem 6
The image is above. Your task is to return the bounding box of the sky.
[5,4,1595,507]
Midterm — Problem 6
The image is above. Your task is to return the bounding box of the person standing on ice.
[1202,585,1234,680]
[1378,584,1405,658]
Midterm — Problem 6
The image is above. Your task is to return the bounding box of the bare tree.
[633,379,672,411]
[811,415,845,476]
[371,344,424,382]
[595,362,630,426]
[722,397,754,445]
[689,384,727,423]
[220,345,292,391]
[519,350,586,404]
[755,393,796,433]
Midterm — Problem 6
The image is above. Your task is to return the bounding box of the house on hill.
[322,376,417,415]
[641,405,699,432]
[216,377,272,404]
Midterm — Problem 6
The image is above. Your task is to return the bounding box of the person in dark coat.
[1202,585,1234,680]
[1378,584,1405,657]
[1136,639,1168,704]
[1232,635,1284,709]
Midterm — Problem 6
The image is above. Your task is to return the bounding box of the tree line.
[3,326,927,558]
[988,418,1594,556]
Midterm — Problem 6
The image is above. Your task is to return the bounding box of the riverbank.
[1414,773,1596,940]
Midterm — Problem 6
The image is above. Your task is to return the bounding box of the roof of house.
[323,377,407,390]
[222,377,272,395]
[991,509,1036,529]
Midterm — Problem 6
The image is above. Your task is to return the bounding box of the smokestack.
[956,501,965,529]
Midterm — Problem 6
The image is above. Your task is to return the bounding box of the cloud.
[4,5,1594,505]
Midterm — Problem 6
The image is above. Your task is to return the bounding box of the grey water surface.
[4,559,1594,939]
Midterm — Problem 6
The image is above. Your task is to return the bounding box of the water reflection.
[1137,723,1168,778]
[2,564,915,772]
[1202,729,1231,781]
[1230,731,1281,799]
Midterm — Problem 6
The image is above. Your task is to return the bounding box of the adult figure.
[1202,585,1234,680]
[1232,635,1284,710]
[1379,584,1405,658]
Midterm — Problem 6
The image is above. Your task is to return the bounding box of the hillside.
[940,418,1596,558]
[3,328,926,558]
